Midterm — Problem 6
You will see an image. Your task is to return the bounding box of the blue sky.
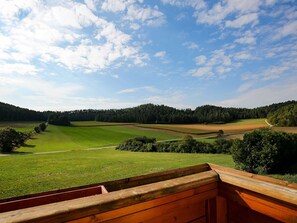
[0,0,296,111]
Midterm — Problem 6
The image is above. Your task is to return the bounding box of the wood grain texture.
[0,186,107,213]
[227,199,282,223]
[209,163,297,189]
[215,169,297,205]
[219,182,297,223]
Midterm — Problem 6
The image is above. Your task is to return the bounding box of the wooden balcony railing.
[0,163,296,223]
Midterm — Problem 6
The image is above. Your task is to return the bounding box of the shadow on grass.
[0,151,33,155]
[22,143,36,148]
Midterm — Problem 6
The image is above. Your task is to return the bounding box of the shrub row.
[0,128,31,152]
[116,135,232,154]
[0,122,47,153]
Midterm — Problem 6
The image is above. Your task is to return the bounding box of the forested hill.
[0,100,296,124]
[0,102,46,121]
[94,101,297,124]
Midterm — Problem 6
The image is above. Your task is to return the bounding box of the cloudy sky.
[0,0,296,111]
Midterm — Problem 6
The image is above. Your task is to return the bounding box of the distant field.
[72,121,132,127]
[17,124,180,153]
[137,119,267,135]
[0,149,234,199]
[0,121,40,132]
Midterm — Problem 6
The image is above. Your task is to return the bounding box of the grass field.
[0,119,296,200]
[0,121,39,132]
[17,125,180,153]
[0,149,234,199]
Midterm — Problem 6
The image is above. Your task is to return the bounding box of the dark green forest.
[0,101,296,124]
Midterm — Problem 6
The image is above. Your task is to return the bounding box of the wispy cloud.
[117,86,159,94]
[218,76,297,108]
[154,51,166,58]
[183,41,199,49]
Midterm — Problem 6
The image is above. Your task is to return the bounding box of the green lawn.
[18,125,180,152]
[0,149,234,199]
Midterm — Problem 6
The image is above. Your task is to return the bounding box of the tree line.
[1,101,296,125]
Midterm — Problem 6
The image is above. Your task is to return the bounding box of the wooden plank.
[68,183,217,223]
[0,186,107,213]
[101,196,207,223]
[209,163,297,189]
[68,189,217,223]
[216,169,297,205]
[219,182,297,223]
[227,199,282,223]
[142,201,206,223]
[0,170,218,223]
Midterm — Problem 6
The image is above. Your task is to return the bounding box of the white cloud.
[85,0,96,11]
[195,55,207,65]
[233,52,255,60]
[191,66,213,77]
[237,82,254,92]
[216,66,231,74]
[273,20,297,40]
[125,4,166,26]
[195,0,262,26]
[0,1,147,74]
[101,0,128,12]
[0,63,39,75]
[262,66,289,80]
[154,51,166,58]
[235,35,256,45]
[161,0,206,10]
[225,13,258,28]
[183,41,199,49]
[265,0,276,6]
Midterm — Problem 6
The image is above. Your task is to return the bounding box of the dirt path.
[265,119,274,127]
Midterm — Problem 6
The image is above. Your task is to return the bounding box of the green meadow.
[18,124,181,153]
[0,149,234,199]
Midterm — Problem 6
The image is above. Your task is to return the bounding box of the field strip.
[0,139,182,157]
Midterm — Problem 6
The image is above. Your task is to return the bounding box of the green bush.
[34,126,41,134]
[39,122,47,131]
[0,128,27,153]
[231,129,297,174]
